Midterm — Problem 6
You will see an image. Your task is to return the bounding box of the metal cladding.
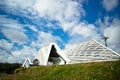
[64,40,120,64]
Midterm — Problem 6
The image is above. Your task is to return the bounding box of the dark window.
[33,59,39,66]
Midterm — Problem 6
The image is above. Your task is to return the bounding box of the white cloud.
[25,24,38,32]
[0,0,85,30]
[104,25,120,44]
[102,0,119,11]
[7,46,37,63]
[96,16,120,53]
[96,16,111,35]
[32,0,85,32]
[63,22,102,52]
[0,39,13,50]
[64,22,101,44]
[29,31,63,49]
[70,23,99,38]
[0,49,12,63]
[1,0,35,13]
[1,28,28,44]
[62,21,77,32]
[0,15,23,29]
[33,0,83,20]
[0,39,13,62]
[37,31,62,46]
[0,15,28,44]
[104,18,120,53]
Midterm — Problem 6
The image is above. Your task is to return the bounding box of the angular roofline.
[92,39,120,56]
[22,58,33,68]
[34,42,69,65]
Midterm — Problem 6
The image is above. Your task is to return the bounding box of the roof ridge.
[92,40,120,56]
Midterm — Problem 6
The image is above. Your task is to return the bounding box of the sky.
[0,0,120,63]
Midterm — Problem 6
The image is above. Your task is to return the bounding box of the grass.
[0,73,14,80]
[0,60,120,80]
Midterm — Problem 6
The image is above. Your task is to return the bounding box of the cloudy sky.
[0,0,120,63]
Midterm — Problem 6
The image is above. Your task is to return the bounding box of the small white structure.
[33,43,69,66]
[22,58,33,68]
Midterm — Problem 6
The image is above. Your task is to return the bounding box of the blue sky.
[0,0,120,63]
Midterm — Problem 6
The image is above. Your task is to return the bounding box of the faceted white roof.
[64,40,120,64]
[34,43,69,65]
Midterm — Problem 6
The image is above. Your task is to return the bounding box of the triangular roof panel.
[64,40,120,64]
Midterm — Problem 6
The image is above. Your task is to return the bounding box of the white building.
[33,43,69,66]
[22,40,120,67]
[64,40,120,64]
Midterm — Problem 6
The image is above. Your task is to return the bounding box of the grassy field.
[0,60,120,80]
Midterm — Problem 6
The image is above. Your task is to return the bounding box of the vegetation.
[0,61,120,80]
[14,67,26,74]
[0,63,22,74]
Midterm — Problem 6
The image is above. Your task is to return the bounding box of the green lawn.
[0,60,120,80]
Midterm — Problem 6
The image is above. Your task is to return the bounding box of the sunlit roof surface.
[64,40,120,64]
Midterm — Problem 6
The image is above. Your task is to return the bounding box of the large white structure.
[64,40,120,64]
[33,43,69,66]
[22,40,120,67]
